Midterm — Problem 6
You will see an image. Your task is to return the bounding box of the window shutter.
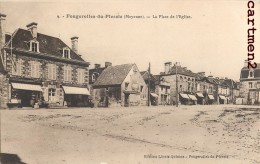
[48,64,51,80]
[30,61,34,77]
[53,65,56,80]
[36,62,40,78]
[69,67,72,81]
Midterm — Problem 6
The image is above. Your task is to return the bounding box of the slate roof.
[195,73,205,81]
[4,28,87,63]
[161,66,196,77]
[224,79,236,88]
[89,67,106,84]
[153,75,162,85]
[140,71,157,82]
[240,63,260,79]
[93,63,134,87]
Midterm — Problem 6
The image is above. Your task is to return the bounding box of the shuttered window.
[30,61,40,78]
[64,66,72,82]
[48,64,57,80]
[12,58,23,76]
[77,69,85,83]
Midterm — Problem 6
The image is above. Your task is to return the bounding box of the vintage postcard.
[0,0,259,164]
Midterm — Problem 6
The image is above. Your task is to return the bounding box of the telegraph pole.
[175,62,179,107]
[148,62,151,106]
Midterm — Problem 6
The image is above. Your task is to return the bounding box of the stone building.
[213,77,229,104]
[196,75,217,105]
[0,16,90,108]
[239,60,260,105]
[89,62,111,98]
[195,72,207,104]
[154,75,171,105]
[223,78,240,104]
[92,63,147,107]
[160,62,197,105]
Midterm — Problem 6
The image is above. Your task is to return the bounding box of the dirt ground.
[1,105,260,164]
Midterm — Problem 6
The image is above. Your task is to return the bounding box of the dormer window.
[249,71,254,78]
[92,72,99,83]
[63,47,70,59]
[29,40,39,52]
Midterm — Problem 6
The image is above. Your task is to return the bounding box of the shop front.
[179,93,190,105]
[63,86,90,107]
[150,93,159,106]
[219,95,226,104]
[188,94,197,105]
[160,94,169,105]
[196,93,204,104]
[9,82,43,108]
[123,90,140,107]
[207,94,214,104]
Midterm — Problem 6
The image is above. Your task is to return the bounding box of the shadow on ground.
[0,153,26,164]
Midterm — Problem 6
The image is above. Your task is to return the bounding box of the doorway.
[124,93,129,107]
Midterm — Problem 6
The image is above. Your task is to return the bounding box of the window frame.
[48,64,57,80]
[30,61,40,78]
[77,68,85,83]
[64,65,72,82]
[63,47,71,59]
[12,58,23,76]
[30,40,39,52]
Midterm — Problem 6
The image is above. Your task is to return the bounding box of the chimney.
[71,36,79,54]
[0,13,6,50]
[105,62,112,68]
[26,22,38,38]
[94,64,101,69]
[183,67,187,71]
[208,75,213,78]
[164,62,172,74]
[244,60,248,68]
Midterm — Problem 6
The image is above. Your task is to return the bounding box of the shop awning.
[180,94,189,99]
[208,95,214,100]
[63,86,90,95]
[150,93,159,97]
[196,93,204,98]
[188,94,197,101]
[219,95,226,100]
[11,83,42,92]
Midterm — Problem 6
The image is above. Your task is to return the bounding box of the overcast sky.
[1,0,260,80]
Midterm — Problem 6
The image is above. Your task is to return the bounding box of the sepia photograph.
[0,0,260,164]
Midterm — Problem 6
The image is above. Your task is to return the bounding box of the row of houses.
[0,14,259,109]
[89,62,242,107]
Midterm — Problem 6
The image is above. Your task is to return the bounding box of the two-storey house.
[154,75,171,105]
[92,63,147,107]
[160,62,197,105]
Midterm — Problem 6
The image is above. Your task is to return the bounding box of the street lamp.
[175,62,180,107]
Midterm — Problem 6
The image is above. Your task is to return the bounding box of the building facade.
[239,60,260,105]
[160,62,197,105]
[0,17,90,108]
[154,75,171,105]
[93,63,147,107]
